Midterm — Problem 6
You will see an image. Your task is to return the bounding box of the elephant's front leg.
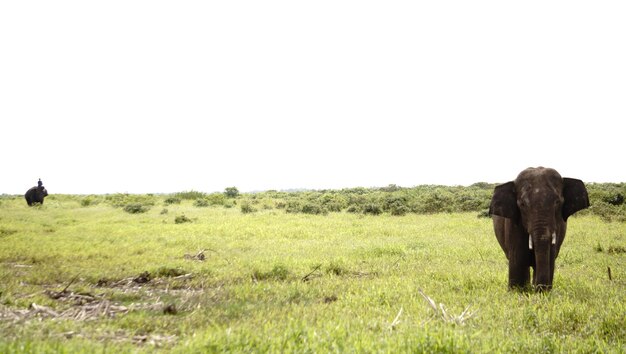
[531,248,557,289]
[507,232,532,289]
[509,256,530,289]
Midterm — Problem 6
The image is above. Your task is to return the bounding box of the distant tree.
[224,187,240,198]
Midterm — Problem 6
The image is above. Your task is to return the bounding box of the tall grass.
[0,195,623,352]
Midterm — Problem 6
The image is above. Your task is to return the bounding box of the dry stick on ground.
[184,249,206,261]
[301,265,322,282]
[607,266,612,281]
[46,274,81,299]
[172,273,193,281]
[30,303,59,317]
[418,288,477,325]
[12,264,33,268]
[418,289,438,313]
[18,290,45,299]
[61,274,81,293]
[188,248,232,264]
[389,307,403,332]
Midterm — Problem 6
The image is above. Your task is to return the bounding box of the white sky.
[1,1,625,195]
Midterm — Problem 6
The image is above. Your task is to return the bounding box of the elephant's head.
[490,167,589,290]
[39,186,48,198]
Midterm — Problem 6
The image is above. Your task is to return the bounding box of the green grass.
[0,195,624,353]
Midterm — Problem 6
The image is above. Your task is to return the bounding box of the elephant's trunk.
[531,232,556,291]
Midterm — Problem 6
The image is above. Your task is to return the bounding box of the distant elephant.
[25,186,48,206]
[489,167,589,291]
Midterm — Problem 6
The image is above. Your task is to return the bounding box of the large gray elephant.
[489,167,589,291]
[25,186,48,206]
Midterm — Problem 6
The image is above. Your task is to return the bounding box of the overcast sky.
[1,1,624,195]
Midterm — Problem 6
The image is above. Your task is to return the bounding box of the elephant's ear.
[562,178,589,221]
[489,181,519,220]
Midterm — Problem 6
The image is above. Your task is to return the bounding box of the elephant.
[489,167,589,291]
[25,186,48,206]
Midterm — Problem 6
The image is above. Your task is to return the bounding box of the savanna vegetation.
[0,183,624,352]
[49,182,626,220]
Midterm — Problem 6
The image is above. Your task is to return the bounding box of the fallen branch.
[62,274,81,293]
[185,248,231,264]
[30,303,59,317]
[389,307,403,331]
[184,249,206,261]
[47,274,82,300]
[418,289,437,312]
[172,273,193,281]
[301,265,322,282]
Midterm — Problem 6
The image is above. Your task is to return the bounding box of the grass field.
[0,194,624,353]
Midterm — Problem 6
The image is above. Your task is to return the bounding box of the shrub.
[607,245,626,254]
[319,193,347,212]
[454,189,490,212]
[80,195,101,207]
[252,264,290,281]
[345,193,368,213]
[389,203,410,216]
[285,200,327,215]
[257,198,275,210]
[477,209,490,218]
[175,214,192,224]
[470,182,495,190]
[123,203,150,214]
[164,197,181,205]
[284,200,301,214]
[413,188,454,214]
[346,205,361,213]
[107,194,156,208]
[380,184,402,192]
[173,191,206,200]
[194,199,210,207]
[240,201,256,214]
[155,266,187,277]
[0,228,18,237]
[594,243,604,253]
[383,194,410,216]
[603,193,624,206]
[363,204,382,215]
[589,202,626,223]
[206,193,226,206]
[301,202,327,215]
